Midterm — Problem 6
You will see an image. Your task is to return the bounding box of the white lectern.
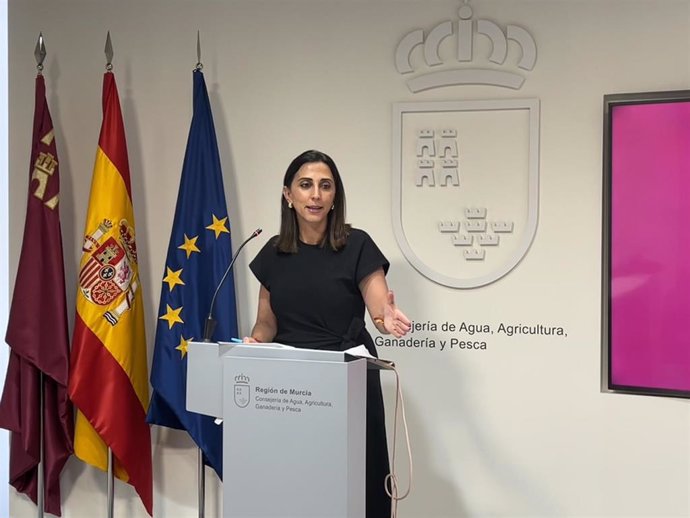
[186,341,369,518]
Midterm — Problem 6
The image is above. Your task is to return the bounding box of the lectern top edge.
[187,340,395,369]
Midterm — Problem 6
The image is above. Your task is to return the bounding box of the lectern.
[186,341,368,518]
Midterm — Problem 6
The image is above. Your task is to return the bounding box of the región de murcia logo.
[234,374,251,408]
[79,218,141,325]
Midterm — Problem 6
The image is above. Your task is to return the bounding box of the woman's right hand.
[243,336,258,343]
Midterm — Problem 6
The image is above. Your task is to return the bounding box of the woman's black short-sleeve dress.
[250,228,391,517]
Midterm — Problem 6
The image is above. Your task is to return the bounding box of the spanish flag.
[68,71,152,515]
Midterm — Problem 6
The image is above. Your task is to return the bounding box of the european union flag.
[147,69,238,478]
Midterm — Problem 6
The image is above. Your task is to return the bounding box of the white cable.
[384,366,413,518]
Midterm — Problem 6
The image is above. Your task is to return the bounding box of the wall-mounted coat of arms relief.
[392,1,539,289]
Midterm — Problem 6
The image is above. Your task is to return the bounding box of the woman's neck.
[299,224,327,245]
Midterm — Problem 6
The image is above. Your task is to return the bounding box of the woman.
[245,149,411,517]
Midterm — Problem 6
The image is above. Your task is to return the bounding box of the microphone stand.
[202,227,262,342]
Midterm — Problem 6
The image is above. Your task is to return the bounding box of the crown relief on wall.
[394,2,537,92]
[391,2,540,289]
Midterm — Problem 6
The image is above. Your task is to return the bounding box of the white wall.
[7,0,690,517]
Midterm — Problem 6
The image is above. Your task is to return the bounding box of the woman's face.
[284,161,336,231]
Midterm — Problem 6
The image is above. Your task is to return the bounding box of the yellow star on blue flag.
[206,214,230,239]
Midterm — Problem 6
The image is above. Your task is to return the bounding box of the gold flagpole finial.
[195,30,203,71]
[105,31,113,71]
[34,32,46,74]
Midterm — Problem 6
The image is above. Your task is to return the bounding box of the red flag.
[0,74,74,516]
[68,71,152,515]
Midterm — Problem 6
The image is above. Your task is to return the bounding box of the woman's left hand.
[383,290,412,338]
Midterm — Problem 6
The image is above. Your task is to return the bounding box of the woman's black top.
[249,228,389,354]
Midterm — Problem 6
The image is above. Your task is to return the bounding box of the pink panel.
[611,101,690,393]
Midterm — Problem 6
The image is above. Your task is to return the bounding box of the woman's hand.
[382,291,411,338]
[360,269,412,338]
[243,336,258,344]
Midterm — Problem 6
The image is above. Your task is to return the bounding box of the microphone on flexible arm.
[202,227,262,342]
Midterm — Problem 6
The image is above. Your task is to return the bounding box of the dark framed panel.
[603,90,690,398]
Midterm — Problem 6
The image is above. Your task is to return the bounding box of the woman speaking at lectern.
[245,149,411,517]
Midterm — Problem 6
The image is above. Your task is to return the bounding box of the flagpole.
[37,373,44,518]
[107,448,114,518]
[34,33,46,518]
[198,448,205,518]
[195,31,208,518]
[103,32,116,518]
[194,34,208,518]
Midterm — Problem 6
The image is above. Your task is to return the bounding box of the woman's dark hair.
[276,149,350,253]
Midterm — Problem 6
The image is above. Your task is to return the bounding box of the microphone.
[203,228,262,342]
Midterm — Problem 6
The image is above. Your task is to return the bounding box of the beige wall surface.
[7,0,690,517]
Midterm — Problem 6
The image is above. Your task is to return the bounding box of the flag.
[67,71,152,515]
[146,69,238,478]
[0,74,73,517]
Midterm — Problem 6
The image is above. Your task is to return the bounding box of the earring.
[288,201,293,209]
[330,205,335,211]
